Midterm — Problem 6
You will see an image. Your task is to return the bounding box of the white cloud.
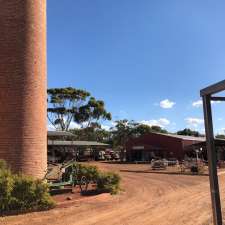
[218,128,225,133]
[192,99,221,108]
[185,117,204,128]
[212,100,221,104]
[140,118,170,128]
[160,99,175,109]
[111,121,117,127]
[101,121,117,131]
[48,121,82,130]
[192,100,203,108]
[69,122,82,129]
[47,123,55,131]
[101,125,111,131]
[218,128,225,134]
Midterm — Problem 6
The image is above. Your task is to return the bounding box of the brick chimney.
[0,1,47,178]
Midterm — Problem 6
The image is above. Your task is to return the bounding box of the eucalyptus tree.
[111,120,133,161]
[112,120,169,161]
[73,97,112,128]
[71,126,112,143]
[177,128,201,137]
[47,87,111,131]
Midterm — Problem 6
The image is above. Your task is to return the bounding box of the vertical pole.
[202,95,222,225]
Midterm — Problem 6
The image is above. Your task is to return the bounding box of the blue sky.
[47,0,225,134]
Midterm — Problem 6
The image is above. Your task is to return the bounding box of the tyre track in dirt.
[1,163,224,225]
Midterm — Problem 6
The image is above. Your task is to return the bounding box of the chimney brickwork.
[0,0,47,178]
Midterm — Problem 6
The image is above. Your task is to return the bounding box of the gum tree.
[47,87,111,131]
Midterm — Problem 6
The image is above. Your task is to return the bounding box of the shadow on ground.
[120,169,209,176]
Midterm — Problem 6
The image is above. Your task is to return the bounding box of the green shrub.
[76,164,99,182]
[0,160,55,214]
[73,163,121,195]
[96,172,121,195]
[11,175,55,211]
[0,167,14,212]
[11,175,37,210]
[0,159,8,170]
[33,180,55,210]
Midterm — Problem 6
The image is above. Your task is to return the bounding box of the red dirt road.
[1,163,225,225]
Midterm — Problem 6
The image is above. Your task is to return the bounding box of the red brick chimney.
[0,1,47,178]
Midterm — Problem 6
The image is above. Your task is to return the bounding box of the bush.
[96,172,121,195]
[73,163,121,195]
[10,175,55,211]
[0,161,55,214]
[76,164,99,182]
[0,167,14,212]
[0,159,8,170]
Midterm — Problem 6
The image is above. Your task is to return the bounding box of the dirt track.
[2,163,225,225]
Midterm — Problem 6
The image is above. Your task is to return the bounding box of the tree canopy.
[73,97,111,127]
[112,120,168,148]
[70,126,112,144]
[216,134,225,139]
[177,128,201,137]
[47,87,111,131]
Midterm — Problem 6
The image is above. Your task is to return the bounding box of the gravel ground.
[1,162,225,225]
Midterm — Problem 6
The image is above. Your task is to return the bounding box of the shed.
[47,130,108,162]
[126,132,205,161]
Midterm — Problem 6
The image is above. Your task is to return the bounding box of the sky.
[47,0,225,134]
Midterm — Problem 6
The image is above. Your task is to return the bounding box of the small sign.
[132,146,144,150]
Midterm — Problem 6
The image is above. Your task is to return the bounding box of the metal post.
[202,95,222,225]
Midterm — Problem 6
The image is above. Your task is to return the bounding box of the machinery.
[45,161,89,193]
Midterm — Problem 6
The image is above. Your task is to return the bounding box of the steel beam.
[201,80,225,97]
[202,95,222,225]
[210,96,225,102]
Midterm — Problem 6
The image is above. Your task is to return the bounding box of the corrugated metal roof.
[48,140,108,146]
[191,138,225,146]
[153,133,225,143]
[47,131,75,137]
[158,133,206,141]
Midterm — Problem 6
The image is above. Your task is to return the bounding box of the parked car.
[98,151,106,161]
[151,159,167,170]
[104,154,112,161]
[111,152,120,160]
[167,158,179,166]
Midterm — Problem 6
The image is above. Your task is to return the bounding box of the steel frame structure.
[201,80,225,225]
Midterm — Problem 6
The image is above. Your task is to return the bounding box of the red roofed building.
[126,133,205,161]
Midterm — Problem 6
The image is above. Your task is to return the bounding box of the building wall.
[126,133,185,161]
[182,139,200,149]
[0,1,47,178]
